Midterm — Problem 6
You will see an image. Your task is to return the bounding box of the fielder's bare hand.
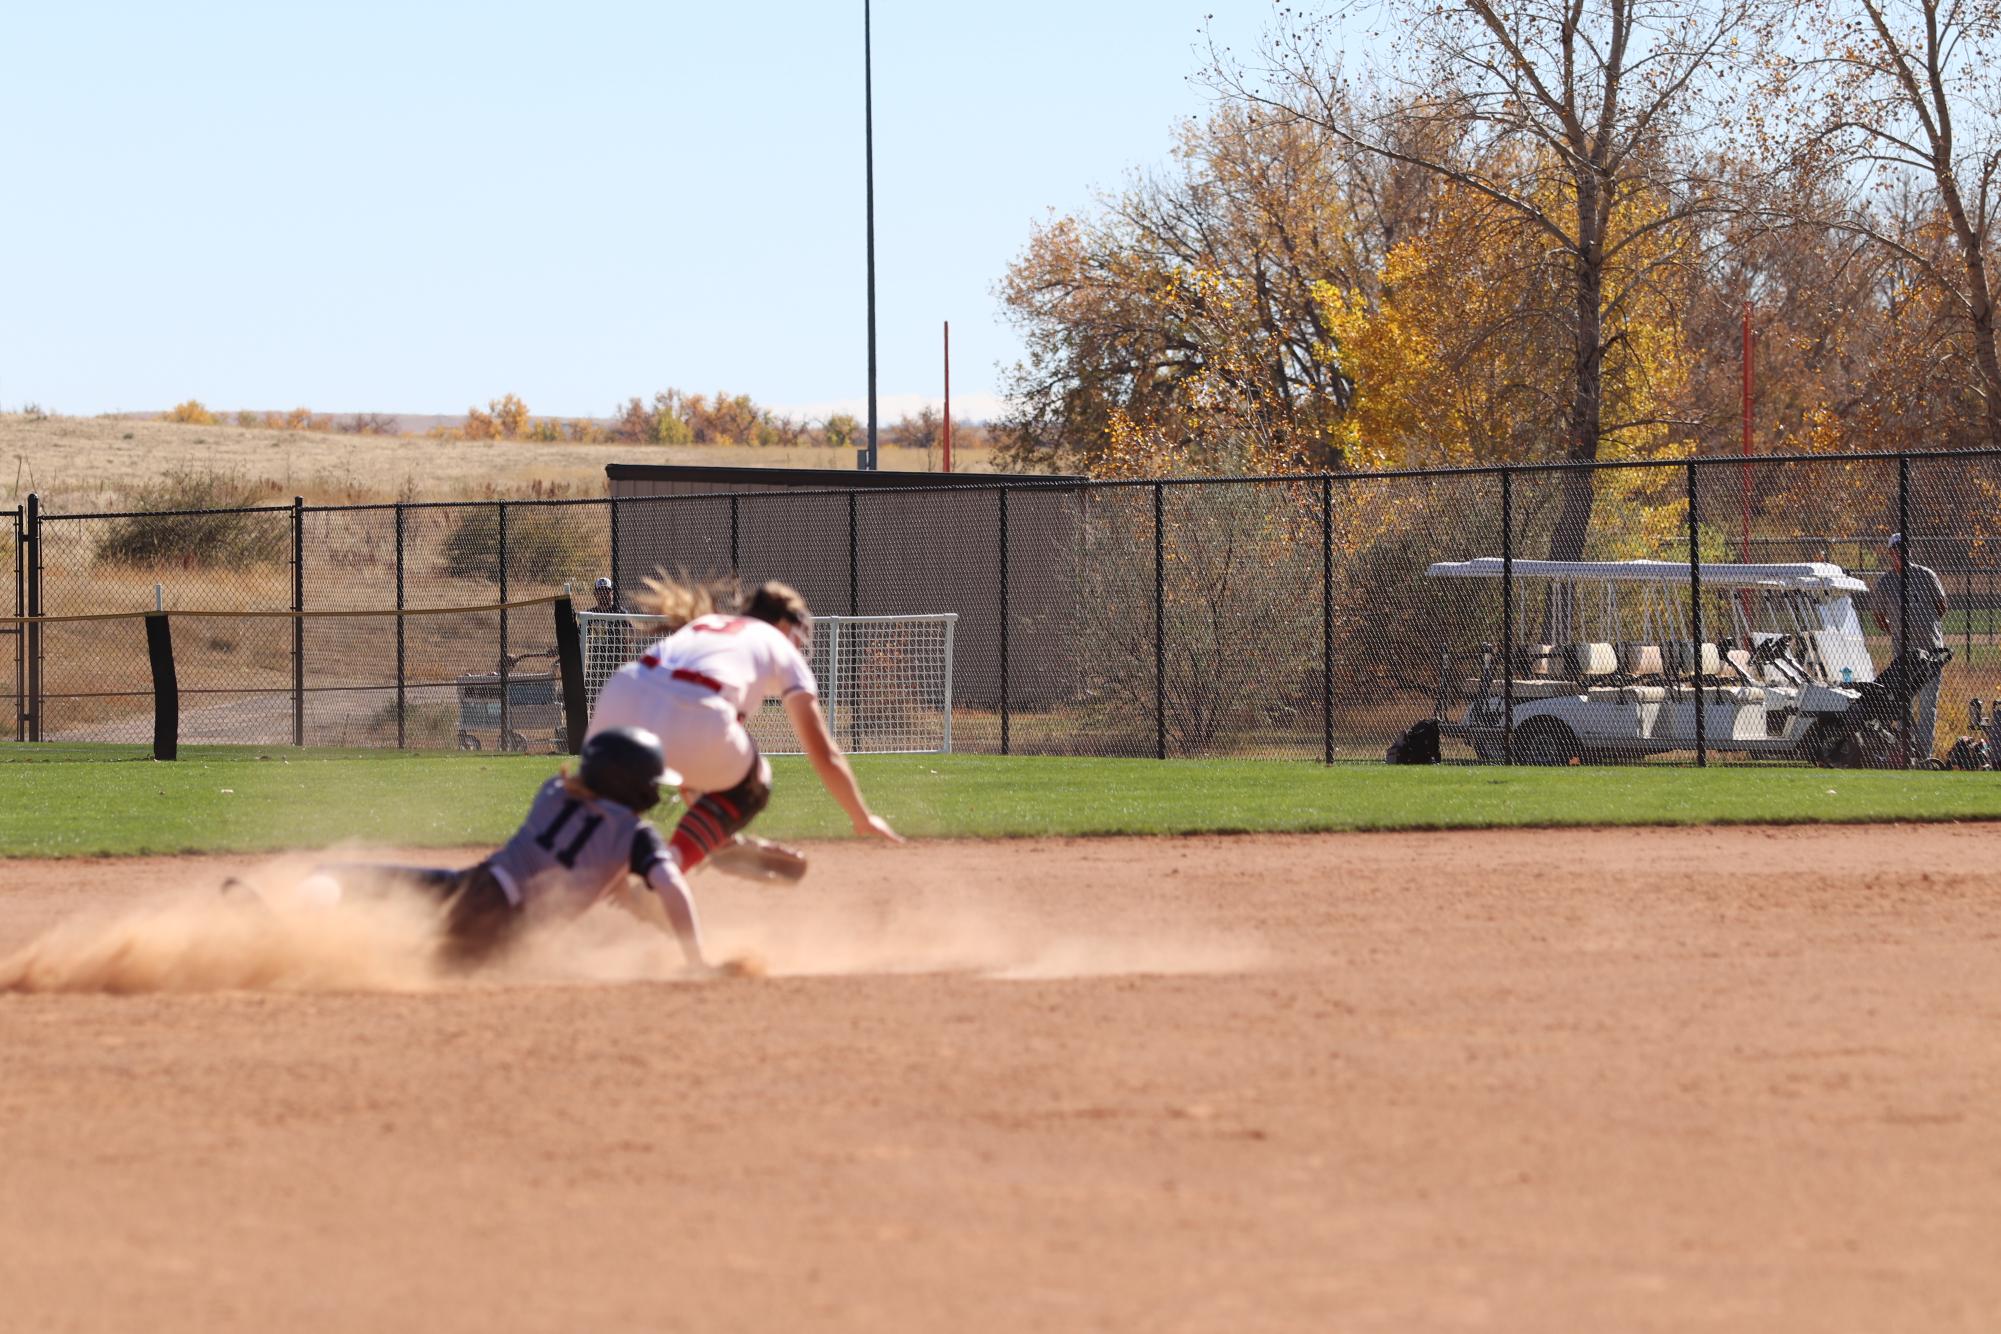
[854,812,904,844]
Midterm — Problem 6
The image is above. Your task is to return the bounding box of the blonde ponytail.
[633,571,736,633]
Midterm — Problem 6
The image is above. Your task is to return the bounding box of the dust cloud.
[496,879,1265,984]
[0,858,1265,995]
[0,869,439,995]
[705,892,1265,981]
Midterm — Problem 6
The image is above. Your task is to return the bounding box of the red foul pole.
[942,320,952,473]
[1740,300,1753,561]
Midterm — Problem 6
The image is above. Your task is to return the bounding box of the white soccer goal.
[577,611,957,755]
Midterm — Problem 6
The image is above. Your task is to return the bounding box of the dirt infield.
[1,826,1997,1332]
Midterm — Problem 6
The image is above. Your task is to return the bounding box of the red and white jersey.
[642,614,816,718]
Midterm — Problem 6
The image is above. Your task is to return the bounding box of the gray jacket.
[1875,563,1947,652]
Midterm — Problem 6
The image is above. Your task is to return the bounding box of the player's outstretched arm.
[641,862,708,968]
[784,692,903,844]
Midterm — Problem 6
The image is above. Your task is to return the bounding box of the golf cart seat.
[1512,643,1561,676]
[1666,641,1723,678]
[1567,642,1620,679]
[1619,643,1666,678]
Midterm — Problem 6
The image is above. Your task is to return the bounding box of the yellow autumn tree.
[259,407,315,431]
[489,393,530,439]
[1087,265,1328,482]
[164,400,219,426]
[1000,108,1376,476]
[1319,169,1697,557]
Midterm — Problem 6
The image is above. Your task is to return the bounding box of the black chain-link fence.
[16,497,608,752]
[13,450,2001,766]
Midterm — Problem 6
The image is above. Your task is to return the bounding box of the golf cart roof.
[1424,558,1869,593]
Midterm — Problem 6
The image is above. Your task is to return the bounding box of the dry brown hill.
[2,414,989,512]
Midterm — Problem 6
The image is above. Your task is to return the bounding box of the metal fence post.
[998,486,1011,756]
[729,494,740,581]
[848,491,859,615]
[1321,475,1334,765]
[498,502,511,751]
[846,491,861,751]
[25,494,40,743]
[1502,469,1515,765]
[608,495,621,607]
[553,596,586,755]
[1154,481,1166,760]
[291,496,304,748]
[1897,454,1911,766]
[394,502,407,750]
[146,613,178,762]
[1687,464,1705,767]
[942,614,956,754]
[20,497,36,743]
[11,504,22,742]
[822,616,842,741]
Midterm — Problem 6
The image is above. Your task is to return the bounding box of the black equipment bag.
[1386,718,1442,765]
[1850,648,1951,727]
[1805,647,1952,768]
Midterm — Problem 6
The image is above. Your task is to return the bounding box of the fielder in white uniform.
[586,579,902,881]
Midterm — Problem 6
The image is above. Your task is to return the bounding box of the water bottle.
[1840,667,1854,686]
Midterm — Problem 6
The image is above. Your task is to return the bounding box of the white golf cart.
[1424,558,1879,764]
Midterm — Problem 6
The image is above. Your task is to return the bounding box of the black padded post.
[146,612,178,762]
[553,597,587,755]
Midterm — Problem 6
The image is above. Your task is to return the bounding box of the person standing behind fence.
[1872,532,1948,760]
[586,575,902,879]
[591,577,627,614]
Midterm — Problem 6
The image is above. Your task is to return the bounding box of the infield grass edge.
[2,752,1999,857]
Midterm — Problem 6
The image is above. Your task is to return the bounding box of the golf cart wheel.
[1513,716,1582,766]
[504,730,530,753]
[458,732,481,752]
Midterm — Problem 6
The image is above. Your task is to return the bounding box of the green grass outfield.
[3,747,2001,857]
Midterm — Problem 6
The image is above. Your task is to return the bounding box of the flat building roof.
[606,463,1085,491]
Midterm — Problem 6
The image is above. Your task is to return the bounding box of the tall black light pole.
[862,0,879,471]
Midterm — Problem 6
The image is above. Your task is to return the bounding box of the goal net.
[577,611,957,755]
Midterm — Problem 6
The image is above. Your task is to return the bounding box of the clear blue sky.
[0,1,1274,424]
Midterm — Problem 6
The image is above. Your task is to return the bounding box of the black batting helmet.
[579,726,668,812]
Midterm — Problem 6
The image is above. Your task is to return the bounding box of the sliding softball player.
[248,727,715,972]
[585,577,903,882]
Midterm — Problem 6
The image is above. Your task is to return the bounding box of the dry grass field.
[4,411,1002,744]
[0,413,997,512]
[2,825,1999,1332]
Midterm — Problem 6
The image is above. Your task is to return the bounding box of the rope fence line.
[39,679,531,703]
[0,594,565,626]
[13,596,590,760]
